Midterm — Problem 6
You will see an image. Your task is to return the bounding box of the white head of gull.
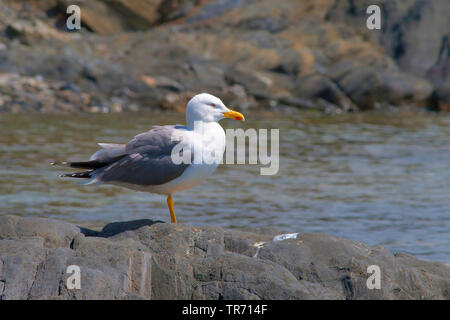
[186,93,244,127]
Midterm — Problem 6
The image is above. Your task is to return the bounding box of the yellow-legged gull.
[52,93,245,223]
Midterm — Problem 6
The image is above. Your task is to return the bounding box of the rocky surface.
[0,215,448,300]
[0,0,448,113]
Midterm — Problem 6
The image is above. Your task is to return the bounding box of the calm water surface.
[0,110,449,264]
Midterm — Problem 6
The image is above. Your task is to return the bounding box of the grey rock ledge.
[0,215,448,300]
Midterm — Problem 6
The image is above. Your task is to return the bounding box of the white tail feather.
[90,143,126,161]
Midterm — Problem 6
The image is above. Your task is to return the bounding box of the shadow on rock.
[79,219,165,238]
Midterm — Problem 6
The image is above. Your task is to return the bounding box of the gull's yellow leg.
[167,194,177,223]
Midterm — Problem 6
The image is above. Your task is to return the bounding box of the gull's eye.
[209,103,216,107]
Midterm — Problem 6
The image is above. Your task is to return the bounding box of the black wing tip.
[56,155,127,170]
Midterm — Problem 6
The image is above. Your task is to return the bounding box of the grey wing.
[96,125,192,186]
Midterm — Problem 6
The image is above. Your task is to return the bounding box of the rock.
[158,0,202,23]
[160,91,196,112]
[330,64,434,110]
[295,73,358,112]
[57,0,127,35]
[5,20,70,44]
[0,215,79,248]
[0,0,448,113]
[0,215,449,300]
[56,0,204,34]
[429,82,450,112]
[323,0,450,81]
[379,0,450,81]
[0,72,96,113]
[224,67,271,100]
[426,36,449,84]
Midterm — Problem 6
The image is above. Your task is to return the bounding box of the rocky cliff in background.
[0,215,449,300]
[0,0,448,113]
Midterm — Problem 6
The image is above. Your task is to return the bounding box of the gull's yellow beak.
[223,109,245,121]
